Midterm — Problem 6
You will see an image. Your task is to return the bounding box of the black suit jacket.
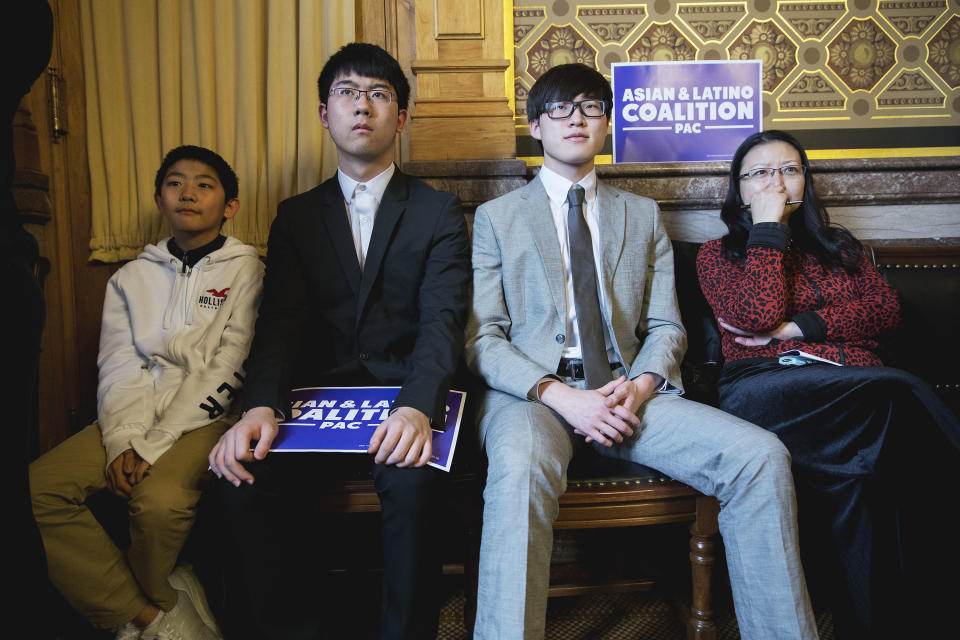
[242,168,470,427]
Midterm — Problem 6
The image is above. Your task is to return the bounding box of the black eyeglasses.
[542,100,607,119]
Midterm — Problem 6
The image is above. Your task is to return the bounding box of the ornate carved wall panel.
[512,0,960,159]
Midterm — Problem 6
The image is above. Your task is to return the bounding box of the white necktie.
[352,184,376,269]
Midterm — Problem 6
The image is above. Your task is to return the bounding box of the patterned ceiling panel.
[878,0,948,37]
[514,8,548,45]
[526,24,599,80]
[577,5,647,43]
[779,2,847,40]
[827,18,897,91]
[676,2,749,42]
[779,71,847,110]
[877,69,946,106]
[728,19,799,91]
[513,0,960,155]
[928,14,960,87]
[628,22,698,61]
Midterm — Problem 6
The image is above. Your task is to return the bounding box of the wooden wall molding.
[407,156,960,211]
[404,156,960,244]
[596,156,960,211]
[410,59,509,73]
[362,0,515,161]
[435,0,484,39]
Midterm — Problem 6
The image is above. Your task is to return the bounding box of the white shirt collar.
[538,165,598,209]
[337,163,396,203]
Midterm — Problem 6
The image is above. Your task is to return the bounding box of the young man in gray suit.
[465,63,818,639]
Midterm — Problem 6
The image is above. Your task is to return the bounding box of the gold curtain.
[80,0,354,261]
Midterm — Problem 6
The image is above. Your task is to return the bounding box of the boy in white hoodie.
[30,145,264,640]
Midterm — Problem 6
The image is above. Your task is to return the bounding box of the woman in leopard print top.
[696,130,959,639]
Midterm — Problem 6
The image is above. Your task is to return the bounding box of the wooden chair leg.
[687,495,719,640]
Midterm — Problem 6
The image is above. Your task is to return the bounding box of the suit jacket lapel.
[318,177,362,298]
[597,182,626,312]
[523,176,567,322]
[357,169,407,319]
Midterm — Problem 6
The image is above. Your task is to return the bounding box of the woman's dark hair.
[720,130,862,272]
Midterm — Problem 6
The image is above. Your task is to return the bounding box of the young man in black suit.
[208,43,471,640]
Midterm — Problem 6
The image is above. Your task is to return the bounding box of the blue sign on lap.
[270,386,466,472]
[612,60,763,163]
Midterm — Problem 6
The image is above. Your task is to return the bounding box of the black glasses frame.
[542,100,607,119]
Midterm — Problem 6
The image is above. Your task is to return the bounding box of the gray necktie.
[567,184,610,388]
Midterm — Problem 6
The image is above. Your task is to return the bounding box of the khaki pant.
[30,421,226,629]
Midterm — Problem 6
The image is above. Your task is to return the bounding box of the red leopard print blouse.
[696,237,900,367]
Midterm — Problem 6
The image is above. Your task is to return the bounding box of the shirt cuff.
[528,375,561,401]
[747,222,791,252]
[242,407,286,421]
[630,372,669,392]
[791,311,826,342]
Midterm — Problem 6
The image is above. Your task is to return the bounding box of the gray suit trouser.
[474,386,818,640]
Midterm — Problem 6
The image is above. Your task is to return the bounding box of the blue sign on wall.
[612,60,763,163]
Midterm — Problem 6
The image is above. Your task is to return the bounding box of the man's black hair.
[154,145,239,203]
[317,42,411,110]
[526,63,613,123]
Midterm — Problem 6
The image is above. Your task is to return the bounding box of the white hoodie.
[96,236,264,466]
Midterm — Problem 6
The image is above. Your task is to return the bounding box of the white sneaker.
[166,564,222,638]
[114,621,141,640]
[140,592,218,640]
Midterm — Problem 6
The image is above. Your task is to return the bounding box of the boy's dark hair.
[154,145,239,203]
[317,42,411,110]
[526,63,613,123]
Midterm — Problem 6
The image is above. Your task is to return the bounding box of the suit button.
[555,334,565,343]
[359,352,369,361]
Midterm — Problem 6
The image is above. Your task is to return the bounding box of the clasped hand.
[718,318,802,346]
[541,374,659,447]
[106,448,151,499]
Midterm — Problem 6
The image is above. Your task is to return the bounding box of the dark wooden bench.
[216,240,959,640]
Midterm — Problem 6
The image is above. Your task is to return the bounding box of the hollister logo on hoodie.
[198,287,230,310]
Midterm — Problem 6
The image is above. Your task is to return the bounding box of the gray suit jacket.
[465,174,686,403]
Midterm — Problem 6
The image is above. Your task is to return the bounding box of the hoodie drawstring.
[162,256,209,328]
[162,258,183,330]
[184,257,209,326]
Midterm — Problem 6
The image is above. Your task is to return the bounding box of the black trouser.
[215,454,443,640]
[719,361,960,639]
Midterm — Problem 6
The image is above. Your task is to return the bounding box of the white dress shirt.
[537,165,618,364]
